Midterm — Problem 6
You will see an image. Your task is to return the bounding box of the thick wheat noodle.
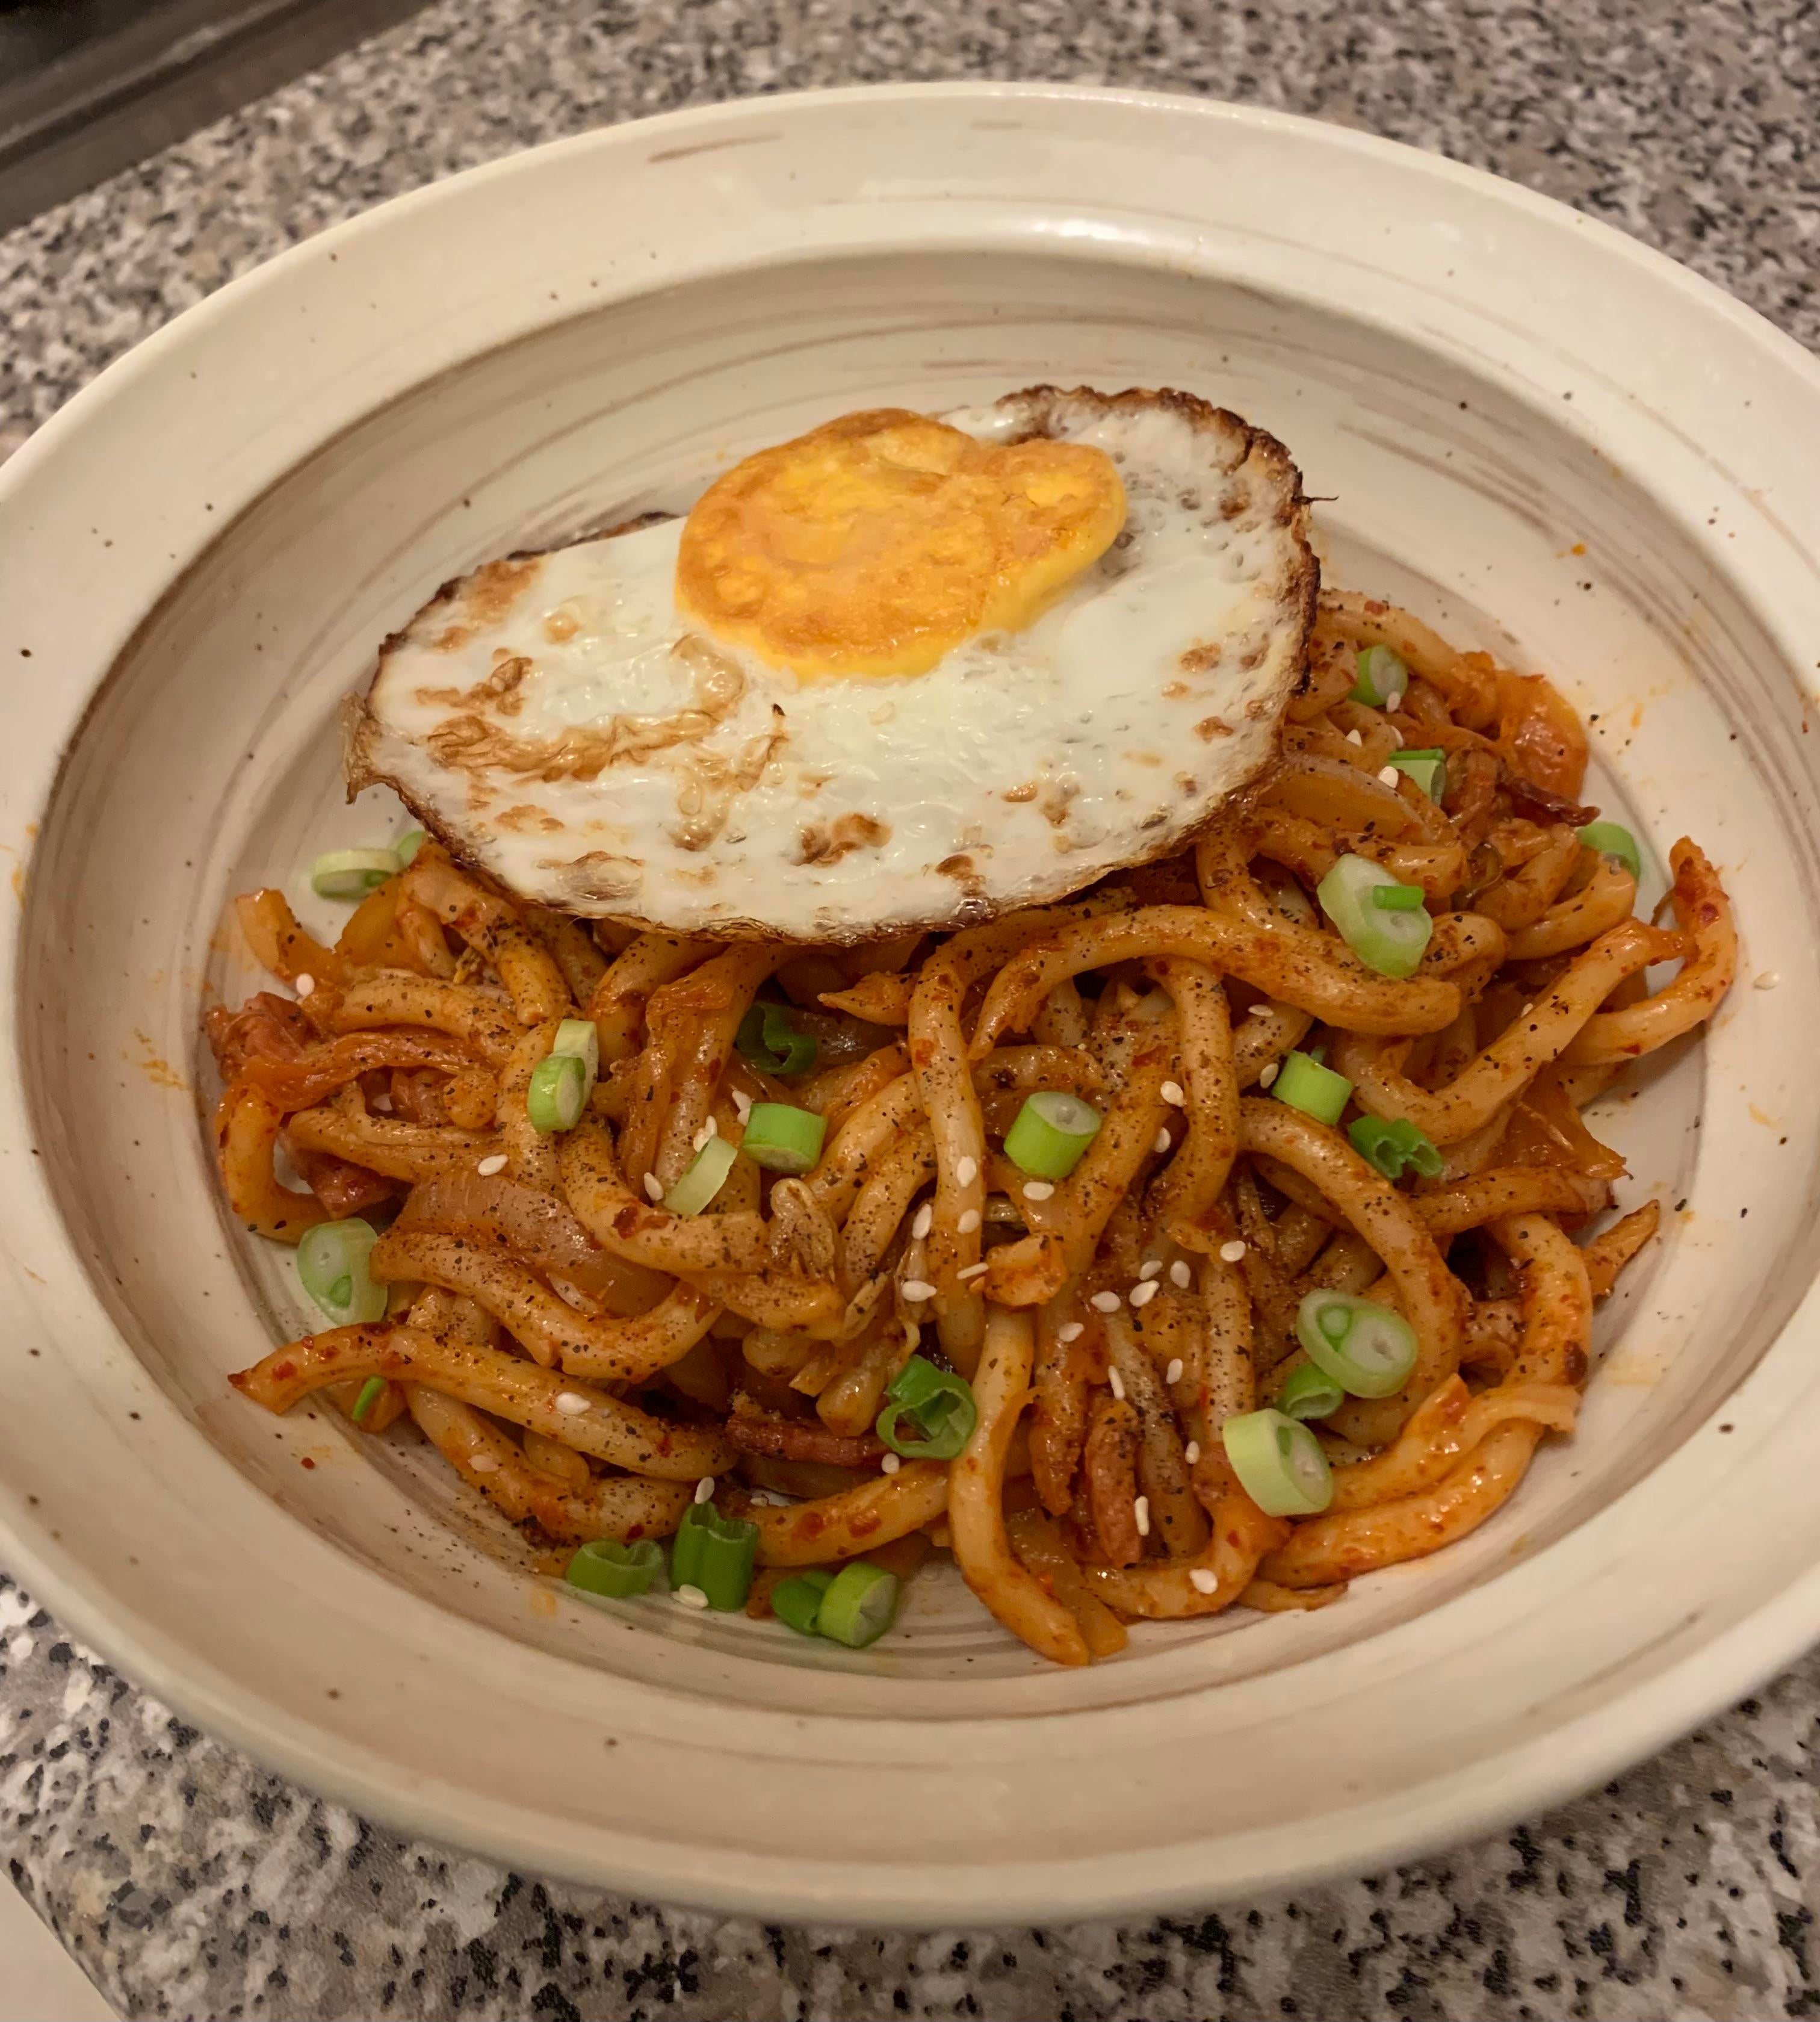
[1582,1202,1661,1298]
[524,905,609,1003]
[839,1122,936,1295]
[971,907,1462,1052]
[1318,590,1491,724]
[1473,825,1584,930]
[1231,1000,1314,1088]
[1266,750,1434,840]
[1030,1292,1091,1514]
[237,1029,479,1110]
[1104,1312,1209,1557]
[1414,1167,1603,1235]
[1506,857,1636,960]
[230,1323,734,1477]
[285,1091,501,1183]
[814,1311,917,1437]
[329,974,518,1065]
[396,899,460,978]
[235,889,351,987]
[586,931,712,1061]
[402,852,571,1021]
[558,1118,772,1274]
[1145,957,1241,1244]
[1004,1510,1128,1657]
[1032,976,1090,1046]
[1326,1374,1580,1510]
[1240,1099,1467,1446]
[647,943,784,1189]
[1198,1253,1257,1429]
[370,1227,718,1380]
[820,972,915,1023]
[948,1307,1089,1664]
[1085,1489,1287,1619]
[521,1425,593,1489]
[497,1017,564,1192]
[1563,842,1736,1064]
[800,1041,910,1125]
[405,1387,692,1542]
[805,1071,925,1220]
[1332,917,1671,1145]
[214,1087,331,1241]
[729,1462,950,1566]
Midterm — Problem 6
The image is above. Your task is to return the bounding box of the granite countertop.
[4,2,1819,2017]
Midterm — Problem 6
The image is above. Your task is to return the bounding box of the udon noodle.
[215,590,1735,1663]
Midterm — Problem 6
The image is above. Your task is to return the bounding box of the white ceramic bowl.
[4,85,1820,1924]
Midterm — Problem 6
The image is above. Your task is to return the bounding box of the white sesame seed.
[693,1476,715,1504]
[1248,1000,1273,1017]
[643,1173,664,1202]
[675,1584,710,1610]
[1756,970,1782,990]
[554,1392,590,1415]
[370,1091,394,1113]
[1139,1259,1163,1281]
[476,1153,508,1177]
[1090,1291,1122,1313]
[1022,1180,1056,1202]
[955,1155,979,1188]
[1154,1126,1172,1155]
[901,1279,936,1301]
[1134,1495,1151,1537]
[1129,1279,1159,1308]
[1108,1366,1126,1400]
[1165,1357,1184,1385]
[1184,1441,1201,1465]
[293,973,315,999]
[1344,728,1363,746]
[1169,1260,1193,1289]
[957,1208,981,1235]
[1386,725,1404,748]
[957,1261,989,1282]
[1189,1567,1219,1595]
[1219,1239,1248,1264]
[692,1119,716,1151]
[911,1203,933,1240]
[1057,1321,1085,1343]
[469,1454,499,1474]
[1160,1080,1186,1106]
[881,1453,902,1474]
[1258,1062,1280,1089]
[1378,764,1401,787]
[732,1089,753,1121]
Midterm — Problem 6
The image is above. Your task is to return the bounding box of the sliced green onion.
[740,1102,826,1175]
[394,829,429,867]
[296,1218,386,1325]
[1003,1090,1103,1180]
[309,847,401,900]
[1295,1289,1420,1398]
[1277,1360,1344,1422]
[772,1569,835,1637]
[669,1501,758,1610]
[551,1016,601,1081]
[1350,644,1409,710]
[350,1375,389,1425]
[1221,1408,1333,1517]
[735,1000,819,1076]
[1387,748,1447,799]
[1372,882,1426,912]
[1348,1114,1445,1181]
[816,1561,901,1648]
[1579,820,1642,882]
[527,1052,587,1133]
[876,1355,978,1461]
[565,1537,663,1599]
[664,1135,738,1216]
[1271,1049,1354,1128]
[1317,853,1434,979]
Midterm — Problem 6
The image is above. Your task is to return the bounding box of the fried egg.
[345,386,1316,941]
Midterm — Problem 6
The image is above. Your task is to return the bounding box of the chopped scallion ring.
[735,1000,819,1076]
[1295,1289,1420,1398]
[816,1561,901,1648]
[1387,748,1447,799]
[394,829,428,867]
[668,1501,758,1610]
[1348,1113,1445,1181]
[296,1218,386,1326]
[1271,1049,1354,1127]
[740,1102,826,1175]
[565,1537,663,1599]
[527,1052,587,1133]
[1003,1090,1103,1180]
[1371,882,1427,912]
[1578,820,1642,883]
[1221,1408,1333,1516]
[551,1016,601,1082]
[664,1135,738,1216]
[350,1375,389,1425]
[876,1355,978,1461]
[1316,853,1434,979]
[309,847,401,900]
[771,1569,835,1637]
[1277,1360,1344,1422]
[1349,644,1409,710]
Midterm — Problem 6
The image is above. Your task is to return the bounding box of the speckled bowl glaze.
[2,86,1819,1925]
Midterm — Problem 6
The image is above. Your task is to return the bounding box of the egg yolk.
[674,408,1127,678]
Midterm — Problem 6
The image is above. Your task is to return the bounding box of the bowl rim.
[5,80,1820,1923]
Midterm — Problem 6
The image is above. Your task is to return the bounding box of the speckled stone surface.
[4,4,1820,2017]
